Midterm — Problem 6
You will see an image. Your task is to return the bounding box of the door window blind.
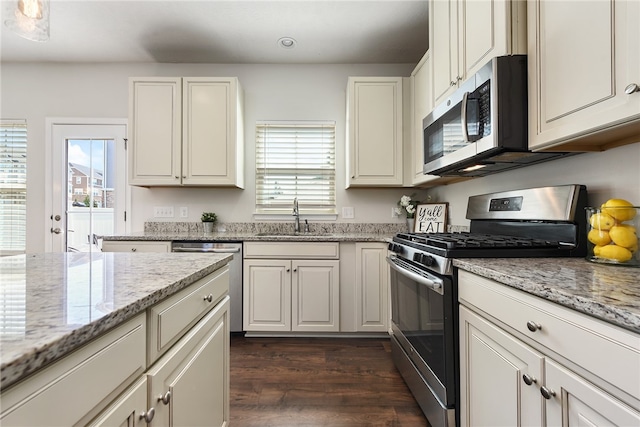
[0,120,27,255]
[255,121,336,214]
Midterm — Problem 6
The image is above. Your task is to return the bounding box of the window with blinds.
[0,120,27,255]
[255,121,336,214]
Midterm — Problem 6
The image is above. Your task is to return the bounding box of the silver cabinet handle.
[203,294,213,303]
[522,374,537,386]
[625,83,639,94]
[526,321,542,332]
[140,407,155,423]
[540,386,556,400]
[158,391,171,405]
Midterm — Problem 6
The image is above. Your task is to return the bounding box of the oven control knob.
[388,243,403,254]
[413,252,435,266]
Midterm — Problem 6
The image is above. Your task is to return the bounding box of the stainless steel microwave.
[423,55,569,177]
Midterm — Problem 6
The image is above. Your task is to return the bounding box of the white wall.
[1,62,424,253]
[2,62,639,253]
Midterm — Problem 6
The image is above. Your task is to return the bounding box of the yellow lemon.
[588,229,611,246]
[597,244,633,262]
[593,245,606,256]
[609,224,638,248]
[589,212,616,231]
[601,199,636,222]
[629,241,639,253]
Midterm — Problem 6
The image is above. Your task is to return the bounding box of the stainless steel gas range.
[386,184,588,427]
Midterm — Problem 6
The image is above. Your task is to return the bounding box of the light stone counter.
[0,252,232,390]
[453,258,640,334]
[100,221,406,243]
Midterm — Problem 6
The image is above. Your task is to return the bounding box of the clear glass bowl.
[585,206,639,267]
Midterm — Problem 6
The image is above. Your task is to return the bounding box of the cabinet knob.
[182,176,186,179]
[140,407,155,423]
[131,248,137,252]
[526,321,542,332]
[175,176,179,179]
[522,374,537,386]
[286,268,291,272]
[203,294,213,303]
[625,83,639,95]
[540,386,556,400]
[450,81,456,86]
[158,391,171,405]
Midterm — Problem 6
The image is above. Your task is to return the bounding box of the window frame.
[0,119,27,256]
[254,120,337,220]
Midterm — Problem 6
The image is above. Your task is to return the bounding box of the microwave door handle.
[461,91,470,142]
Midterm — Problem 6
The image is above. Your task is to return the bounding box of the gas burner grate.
[397,232,561,250]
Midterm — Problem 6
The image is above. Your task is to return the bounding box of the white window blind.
[0,120,27,255]
[256,121,336,214]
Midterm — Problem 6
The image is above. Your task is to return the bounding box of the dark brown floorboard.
[230,336,429,427]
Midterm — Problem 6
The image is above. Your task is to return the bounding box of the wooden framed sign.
[414,203,448,233]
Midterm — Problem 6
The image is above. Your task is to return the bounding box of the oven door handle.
[386,256,444,295]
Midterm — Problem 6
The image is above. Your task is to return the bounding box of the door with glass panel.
[50,123,127,252]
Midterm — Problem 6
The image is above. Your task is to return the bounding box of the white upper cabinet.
[430,0,526,106]
[346,77,404,188]
[527,0,640,152]
[128,77,244,187]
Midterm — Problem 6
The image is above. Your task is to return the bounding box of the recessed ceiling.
[0,1,429,64]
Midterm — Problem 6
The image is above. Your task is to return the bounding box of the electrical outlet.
[153,206,174,218]
[180,207,188,218]
[342,207,354,219]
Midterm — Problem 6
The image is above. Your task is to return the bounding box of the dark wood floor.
[230,335,429,427]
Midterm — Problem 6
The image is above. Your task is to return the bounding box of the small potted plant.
[201,212,217,233]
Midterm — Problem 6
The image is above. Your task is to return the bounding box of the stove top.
[393,232,577,258]
[389,185,588,275]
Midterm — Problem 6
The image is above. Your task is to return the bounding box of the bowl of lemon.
[586,198,639,267]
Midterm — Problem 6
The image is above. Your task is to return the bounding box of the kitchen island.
[0,251,232,426]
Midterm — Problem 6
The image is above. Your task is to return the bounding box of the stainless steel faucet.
[292,197,300,233]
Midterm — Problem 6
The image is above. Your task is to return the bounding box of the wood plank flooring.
[230,336,429,427]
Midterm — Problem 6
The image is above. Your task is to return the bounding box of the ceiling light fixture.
[277,37,296,49]
[4,0,50,42]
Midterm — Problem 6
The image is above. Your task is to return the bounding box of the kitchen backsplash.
[144,221,411,234]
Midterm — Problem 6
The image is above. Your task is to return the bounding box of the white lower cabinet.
[354,242,389,332]
[458,270,640,427]
[147,297,229,427]
[243,242,340,333]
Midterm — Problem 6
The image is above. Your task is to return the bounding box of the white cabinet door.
[431,0,526,106]
[459,306,544,427]
[128,78,182,186]
[243,259,291,332]
[182,78,244,187]
[88,378,149,427]
[354,243,389,332]
[431,0,458,105]
[527,0,640,151]
[346,77,403,187]
[147,297,230,427]
[292,260,340,332]
[544,359,640,427]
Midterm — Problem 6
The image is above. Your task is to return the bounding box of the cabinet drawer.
[148,266,229,364]
[0,314,146,427]
[101,241,171,252]
[244,242,339,259]
[458,270,640,402]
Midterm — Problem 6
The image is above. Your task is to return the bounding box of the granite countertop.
[102,230,395,242]
[453,258,640,334]
[100,221,406,243]
[0,252,232,390]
